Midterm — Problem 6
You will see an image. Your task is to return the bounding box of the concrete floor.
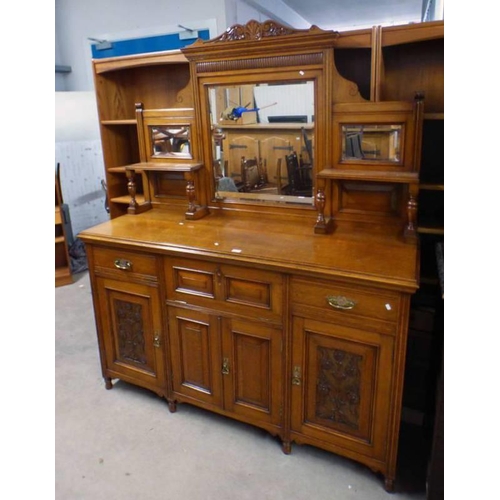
[56,271,430,500]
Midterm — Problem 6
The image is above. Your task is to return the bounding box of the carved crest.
[210,19,326,43]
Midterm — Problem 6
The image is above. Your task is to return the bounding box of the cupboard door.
[221,319,282,429]
[291,316,394,460]
[96,277,165,389]
[168,308,223,408]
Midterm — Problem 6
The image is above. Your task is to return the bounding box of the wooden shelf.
[108,166,127,173]
[420,183,444,191]
[318,168,418,184]
[101,119,137,126]
[55,169,73,287]
[424,113,444,120]
[110,194,146,205]
[125,161,203,173]
[94,49,188,74]
[420,276,440,286]
[218,123,314,130]
[418,226,444,236]
[56,266,73,287]
[381,20,444,47]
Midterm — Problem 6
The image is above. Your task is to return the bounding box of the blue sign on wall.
[91,29,210,58]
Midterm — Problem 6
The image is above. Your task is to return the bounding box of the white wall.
[53,0,276,238]
[55,0,229,91]
[55,92,109,235]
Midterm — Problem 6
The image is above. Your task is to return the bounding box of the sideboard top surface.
[79,209,419,292]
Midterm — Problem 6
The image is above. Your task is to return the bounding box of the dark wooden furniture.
[55,166,73,287]
[81,19,444,492]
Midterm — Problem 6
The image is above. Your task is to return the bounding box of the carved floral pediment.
[217,20,293,41]
[206,19,334,43]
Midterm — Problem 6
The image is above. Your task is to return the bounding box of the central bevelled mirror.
[208,81,315,205]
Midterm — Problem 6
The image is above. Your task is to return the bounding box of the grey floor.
[56,271,430,500]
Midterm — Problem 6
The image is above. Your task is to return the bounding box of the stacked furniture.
[55,166,73,287]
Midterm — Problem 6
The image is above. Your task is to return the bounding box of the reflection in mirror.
[209,82,315,205]
[342,124,402,162]
[149,125,192,159]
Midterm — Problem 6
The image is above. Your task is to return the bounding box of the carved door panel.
[168,307,223,408]
[221,318,282,429]
[96,277,165,389]
[291,317,394,460]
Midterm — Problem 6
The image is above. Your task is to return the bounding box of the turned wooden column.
[185,172,197,216]
[126,169,138,214]
[404,183,419,242]
[314,178,334,234]
[184,170,209,220]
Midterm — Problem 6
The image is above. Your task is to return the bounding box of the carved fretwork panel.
[315,346,362,429]
[304,331,376,441]
[106,288,156,376]
[291,316,395,460]
[114,299,147,365]
[306,331,376,442]
[203,19,338,44]
[96,277,165,389]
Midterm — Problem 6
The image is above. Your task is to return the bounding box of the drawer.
[291,277,400,323]
[93,246,158,278]
[165,257,283,321]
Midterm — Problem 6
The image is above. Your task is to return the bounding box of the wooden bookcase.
[93,51,194,219]
[373,21,444,422]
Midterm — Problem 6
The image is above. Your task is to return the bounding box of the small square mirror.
[342,124,402,162]
[149,125,192,159]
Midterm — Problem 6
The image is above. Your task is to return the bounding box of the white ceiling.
[244,0,429,31]
[282,0,424,30]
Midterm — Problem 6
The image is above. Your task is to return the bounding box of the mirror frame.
[136,106,199,164]
[331,101,419,172]
[181,20,342,216]
[201,75,321,207]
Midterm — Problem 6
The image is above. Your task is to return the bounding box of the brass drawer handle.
[114,258,132,270]
[222,358,230,375]
[326,295,356,310]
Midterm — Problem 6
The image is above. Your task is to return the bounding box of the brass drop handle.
[222,357,230,375]
[326,295,356,310]
[153,333,161,348]
[114,258,132,271]
[292,366,301,386]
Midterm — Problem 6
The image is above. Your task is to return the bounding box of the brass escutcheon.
[222,357,230,375]
[292,366,301,386]
[153,333,161,348]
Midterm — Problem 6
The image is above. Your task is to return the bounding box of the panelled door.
[96,277,166,389]
[290,316,395,461]
[167,307,223,409]
[221,318,282,428]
